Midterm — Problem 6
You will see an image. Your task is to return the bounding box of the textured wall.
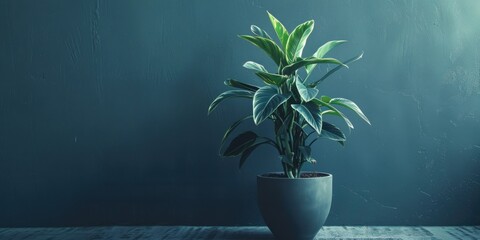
[0,0,479,227]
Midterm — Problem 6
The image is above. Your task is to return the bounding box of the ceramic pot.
[257,172,332,240]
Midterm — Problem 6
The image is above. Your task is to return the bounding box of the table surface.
[0,226,479,240]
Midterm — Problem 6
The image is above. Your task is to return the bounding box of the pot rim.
[257,171,332,180]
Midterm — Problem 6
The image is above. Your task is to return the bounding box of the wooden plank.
[0,226,479,239]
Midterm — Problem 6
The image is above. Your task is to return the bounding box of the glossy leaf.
[320,121,346,141]
[250,25,272,40]
[283,57,347,75]
[208,90,254,115]
[313,98,354,129]
[285,20,314,63]
[306,40,347,75]
[267,11,289,50]
[223,131,257,156]
[329,98,371,125]
[291,102,323,134]
[255,72,288,86]
[299,146,316,163]
[295,79,318,102]
[275,113,293,136]
[239,139,269,168]
[320,95,332,102]
[253,86,291,125]
[299,146,311,158]
[224,79,259,92]
[280,152,295,166]
[310,51,364,87]
[220,115,253,151]
[239,35,285,66]
[243,61,267,73]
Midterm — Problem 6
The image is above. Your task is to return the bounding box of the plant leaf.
[306,40,347,75]
[295,79,318,102]
[280,152,295,166]
[223,131,257,156]
[220,115,253,152]
[313,98,354,129]
[291,102,323,134]
[267,11,289,50]
[243,61,267,73]
[275,112,293,136]
[285,20,314,63]
[224,79,259,92]
[208,90,254,115]
[253,86,291,125]
[320,121,346,141]
[320,95,332,102]
[310,51,364,87]
[299,146,316,163]
[255,72,288,86]
[329,98,371,125]
[239,35,285,66]
[283,57,347,76]
[250,25,272,40]
[239,139,269,169]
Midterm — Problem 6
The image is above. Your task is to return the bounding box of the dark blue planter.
[257,172,332,240]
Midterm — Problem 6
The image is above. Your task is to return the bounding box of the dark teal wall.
[1,0,479,227]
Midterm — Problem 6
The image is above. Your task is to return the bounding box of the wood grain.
[0,226,479,239]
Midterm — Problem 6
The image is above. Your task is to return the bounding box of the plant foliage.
[208,12,370,178]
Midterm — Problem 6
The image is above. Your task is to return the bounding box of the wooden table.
[1,226,479,239]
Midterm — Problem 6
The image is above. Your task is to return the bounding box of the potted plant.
[208,12,370,240]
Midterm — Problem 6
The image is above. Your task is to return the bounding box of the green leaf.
[220,115,253,152]
[224,79,259,92]
[208,90,254,114]
[283,57,347,76]
[239,139,269,169]
[320,121,346,141]
[253,86,291,125]
[306,40,347,75]
[239,35,285,66]
[299,146,316,164]
[285,20,314,63]
[255,72,288,86]
[280,151,295,166]
[275,112,293,136]
[313,98,354,129]
[291,102,323,134]
[250,25,272,40]
[299,145,311,158]
[295,79,318,102]
[329,98,371,125]
[320,95,332,102]
[223,131,257,156]
[267,11,289,50]
[310,51,364,87]
[243,61,267,73]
